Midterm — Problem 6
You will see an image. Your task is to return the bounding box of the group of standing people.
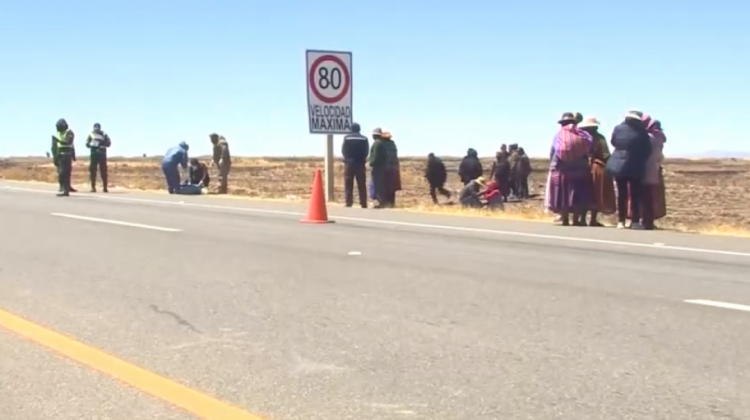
[48,118,233,197]
[545,110,666,229]
[422,145,533,209]
[47,115,665,228]
[50,118,112,196]
[341,123,402,209]
[453,145,533,202]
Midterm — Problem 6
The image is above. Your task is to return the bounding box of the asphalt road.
[1,181,749,420]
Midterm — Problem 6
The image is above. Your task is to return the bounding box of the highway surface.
[1,180,749,420]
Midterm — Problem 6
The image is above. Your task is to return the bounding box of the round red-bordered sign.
[308,54,351,104]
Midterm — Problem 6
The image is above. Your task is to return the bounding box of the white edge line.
[684,299,750,312]
[5,186,749,257]
[50,212,182,232]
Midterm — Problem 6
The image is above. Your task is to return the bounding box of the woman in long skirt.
[628,115,667,228]
[578,118,616,226]
[547,112,594,226]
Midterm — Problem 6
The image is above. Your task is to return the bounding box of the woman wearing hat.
[546,112,594,226]
[630,114,667,229]
[545,112,583,220]
[381,131,401,207]
[578,117,616,225]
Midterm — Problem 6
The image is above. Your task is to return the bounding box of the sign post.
[306,50,353,203]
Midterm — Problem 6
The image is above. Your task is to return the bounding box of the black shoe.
[56,192,69,197]
[103,188,109,193]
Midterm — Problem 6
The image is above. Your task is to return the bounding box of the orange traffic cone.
[301,169,334,224]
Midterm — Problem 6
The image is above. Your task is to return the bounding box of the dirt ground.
[1,156,748,234]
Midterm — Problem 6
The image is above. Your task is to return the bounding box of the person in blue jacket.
[162,142,189,194]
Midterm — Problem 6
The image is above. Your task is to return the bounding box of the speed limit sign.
[306,50,353,134]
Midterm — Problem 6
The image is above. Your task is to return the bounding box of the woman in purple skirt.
[546,112,594,226]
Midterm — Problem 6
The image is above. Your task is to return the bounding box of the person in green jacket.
[209,133,231,194]
[368,128,387,207]
[51,118,76,197]
[86,123,112,192]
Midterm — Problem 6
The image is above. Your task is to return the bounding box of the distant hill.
[678,151,750,159]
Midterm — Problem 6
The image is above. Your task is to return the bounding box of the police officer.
[209,133,231,194]
[86,123,112,192]
[51,118,75,197]
[341,122,369,208]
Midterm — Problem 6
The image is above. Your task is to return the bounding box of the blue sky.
[2,0,747,158]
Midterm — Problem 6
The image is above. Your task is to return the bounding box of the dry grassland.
[1,156,749,235]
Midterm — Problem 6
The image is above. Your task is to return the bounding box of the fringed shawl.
[552,124,593,162]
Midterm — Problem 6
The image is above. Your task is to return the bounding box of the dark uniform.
[341,122,369,208]
[490,148,511,201]
[86,123,111,192]
[458,148,483,185]
[425,153,451,203]
[518,147,532,198]
[210,134,231,194]
[51,119,75,197]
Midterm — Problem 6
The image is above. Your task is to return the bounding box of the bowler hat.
[558,112,577,124]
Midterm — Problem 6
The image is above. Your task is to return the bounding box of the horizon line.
[3,154,750,161]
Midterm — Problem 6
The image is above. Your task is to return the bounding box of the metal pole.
[324,134,335,202]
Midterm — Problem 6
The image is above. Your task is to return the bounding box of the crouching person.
[162,142,189,194]
[177,158,210,195]
[459,176,488,208]
[483,180,504,210]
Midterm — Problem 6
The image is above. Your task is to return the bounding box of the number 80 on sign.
[306,50,353,135]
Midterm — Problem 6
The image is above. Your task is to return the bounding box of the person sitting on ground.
[459,176,488,208]
[188,158,210,188]
[482,179,504,210]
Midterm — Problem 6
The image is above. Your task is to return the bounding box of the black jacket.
[490,152,510,183]
[189,163,210,186]
[341,133,369,165]
[606,121,652,180]
[458,149,483,184]
[425,156,447,186]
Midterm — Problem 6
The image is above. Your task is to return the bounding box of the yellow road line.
[0,307,269,420]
